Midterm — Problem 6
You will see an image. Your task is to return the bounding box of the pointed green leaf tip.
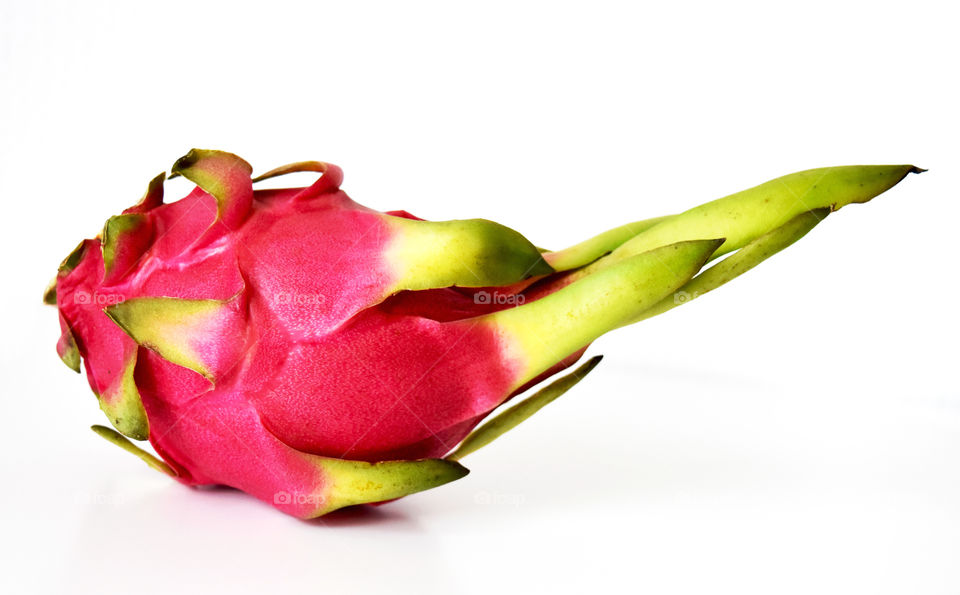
[598,165,923,269]
[104,296,234,380]
[97,352,149,441]
[91,425,175,476]
[488,238,723,386]
[124,172,165,214]
[312,457,469,516]
[545,216,673,272]
[57,326,81,373]
[251,160,344,195]
[171,149,253,229]
[50,241,87,305]
[449,355,604,461]
[101,213,151,283]
[58,240,87,275]
[386,217,553,292]
[630,208,831,324]
[43,277,57,305]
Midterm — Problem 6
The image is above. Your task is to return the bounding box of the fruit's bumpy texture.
[48,150,921,518]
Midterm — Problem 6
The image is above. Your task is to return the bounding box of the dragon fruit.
[47,149,920,518]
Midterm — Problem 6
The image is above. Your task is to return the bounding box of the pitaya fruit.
[47,149,921,518]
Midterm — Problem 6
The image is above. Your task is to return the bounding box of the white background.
[2,1,958,593]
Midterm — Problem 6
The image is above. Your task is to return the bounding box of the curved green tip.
[545,216,673,272]
[605,164,922,267]
[170,149,207,174]
[97,352,150,441]
[629,208,831,324]
[449,355,604,461]
[91,425,175,477]
[124,172,165,214]
[56,316,81,373]
[43,277,57,305]
[57,330,81,373]
[58,241,87,276]
[101,213,151,284]
[312,457,469,516]
[488,238,722,386]
[251,160,344,190]
[386,216,553,292]
[170,149,253,229]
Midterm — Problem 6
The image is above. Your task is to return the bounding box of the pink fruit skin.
[54,156,577,512]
